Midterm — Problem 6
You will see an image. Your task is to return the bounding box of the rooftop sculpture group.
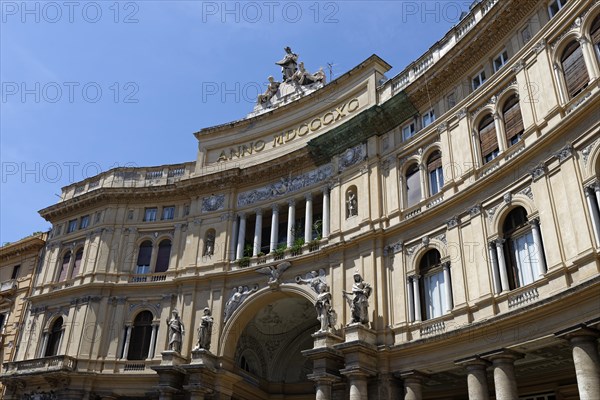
[257,47,326,106]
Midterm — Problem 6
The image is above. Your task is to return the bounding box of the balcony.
[0,279,17,295]
[3,355,77,375]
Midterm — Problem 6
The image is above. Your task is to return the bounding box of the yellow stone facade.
[2,0,600,399]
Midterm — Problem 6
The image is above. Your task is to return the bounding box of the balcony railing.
[0,279,17,294]
[4,355,77,375]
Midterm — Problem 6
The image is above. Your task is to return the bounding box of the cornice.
[0,234,46,261]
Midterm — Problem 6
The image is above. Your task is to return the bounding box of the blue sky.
[1,1,470,244]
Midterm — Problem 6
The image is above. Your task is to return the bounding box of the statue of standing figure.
[315,284,336,332]
[195,307,214,351]
[166,309,184,353]
[342,271,372,325]
[276,46,298,82]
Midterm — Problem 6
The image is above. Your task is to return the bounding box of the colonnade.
[231,188,330,260]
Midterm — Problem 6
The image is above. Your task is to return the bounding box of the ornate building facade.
[2,0,600,399]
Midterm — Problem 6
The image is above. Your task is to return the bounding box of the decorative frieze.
[554,143,574,163]
[202,194,225,213]
[434,233,447,245]
[446,216,459,229]
[339,144,367,171]
[581,139,599,166]
[486,204,500,222]
[237,164,333,207]
[518,186,534,201]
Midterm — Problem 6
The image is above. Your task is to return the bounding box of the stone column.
[305,193,313,243]
[493,112,506,152]
[529,218,546,277]
[594,183,600,216]
[553,63,568,104]
[322,187,330,238]
[347,372,368,400]
[287,200,296,247]
[464,359,491,400]
[442,262,453,313]
[236,213,246,260]
[578,37,599,81]
[488,242,502,294]
[253,209,263,257]
[487,351,521,400]
[270,205,279,252]
[495,239,510,292]
[39,332,49,357]
[585,185,600,246]
[412,275,422,322]
[315,378,333,400]
[149,324,159,358]
[557,327,600,400]
[419,164,427,201]
[401,371,425,400]
[121,325,132,359]
[407,277,415,322]
[229,216,238,261]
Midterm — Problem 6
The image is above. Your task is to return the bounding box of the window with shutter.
[561,41,589,99]
[502,95,524,146]
[479,115,499,163]
[155,240,171,273]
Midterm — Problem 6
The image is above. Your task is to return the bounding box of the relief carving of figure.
[342,271,372,325]
[194,307,213,351]
[224,285,258,322]
[275,46,298,81]
[296,269,327,294]
[315,284,336,332]
[166,309,184,353]
[256,261,291,287]
[257,76,281,105]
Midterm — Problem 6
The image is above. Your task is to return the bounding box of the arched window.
[44,317,63,357]
[127,311,154,360]
[405,164,422,208]
[70,248,83,279]
[155,239,171,273]
[58,252,71,282]
[561,40,589,99]
[479,114,499,164]
[591,14,600,61]
[346,186,358,218]
[204,229,216,256]
[502,95,524,147]
[136,240,153,274]
[427,151,444,196]
[418,250,451,320]
[502,207,541,289]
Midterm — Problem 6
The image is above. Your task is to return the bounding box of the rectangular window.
[162,206,175,220]
[144,208,157,222]
[472,70,487,90]
[79,215,90,229]
[422,109,436,128]
[402,122,416,141]
[11,265,20,280]
[67,219,78,233]
[446,92,456,109]
[548,0,567,18]
[484,149,500,164]
[136,265,150,274]
[493,50,509,73]
[0,313,6,333]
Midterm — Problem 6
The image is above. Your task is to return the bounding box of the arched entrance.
[222,288,319,399]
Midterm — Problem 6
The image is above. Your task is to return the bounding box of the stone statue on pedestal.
[194,307,213,351]
[166,309,184,353]
[315,284,336,332]
[276,46,298,82]
[342,271,372,325]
